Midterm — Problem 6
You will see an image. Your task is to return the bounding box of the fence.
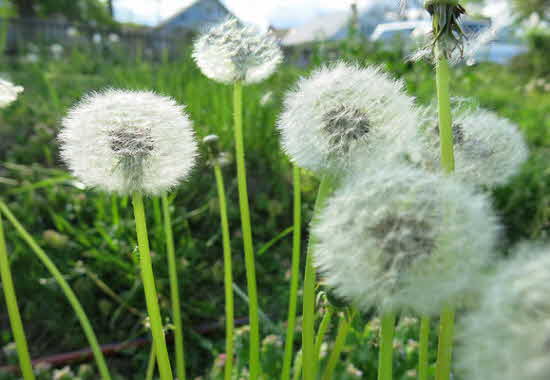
[0,18,188,60]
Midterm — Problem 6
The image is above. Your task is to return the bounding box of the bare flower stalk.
[162,193,186,380]
[0,208,35,380]
[205,135,235,380]
[280,165,302,380]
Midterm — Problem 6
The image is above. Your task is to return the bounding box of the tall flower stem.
[132,193,173,380]
[377,313,396,380]
[233,81,260,379]
[434,44,456,380]
[213,163,235,380]
[162,194,186,380]
[435,305,455,380]
[0,210,35,380]
[436,56,455,174]
[322,314,351,380]
[418,316,431,380]
[0,201,112,380]
[281,165,302,380]
[302,175,336,380]
[145,344,156,380]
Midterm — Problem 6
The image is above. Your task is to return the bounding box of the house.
[154,0,236,37]
[281,0,412,47]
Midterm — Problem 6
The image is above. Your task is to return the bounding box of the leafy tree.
[10,0,114,24]
[513,0,550,22]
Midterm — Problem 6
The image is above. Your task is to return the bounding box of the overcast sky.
[113,0,374,29]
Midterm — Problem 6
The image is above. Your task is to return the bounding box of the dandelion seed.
[59,89,198,195]
[278,62,422,174]
[50,43,64,59]
[417,99,528,187]
[66,26,79,38]
[458,243,550,380]
[313,163,499,315]
[193,17,283,85]
[0,79,24,108]
[108,33,120,44]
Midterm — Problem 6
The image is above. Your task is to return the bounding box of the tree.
[513,0,550,22]
[10,0,115,24]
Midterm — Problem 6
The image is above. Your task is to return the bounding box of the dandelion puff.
[59,89,198,196]
[193,17,283,85]
[312,163,499,315]
[277,62,422,175]
[0,79,24,108]
[458,243,550,380]
[417,99,528,187]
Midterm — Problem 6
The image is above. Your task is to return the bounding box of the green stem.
[132,193,173,380]
[418,316,431,380]
[162,194,186,380]
[435,41,456,380]
[0,201,111,380]
[0,211,35,380]
[233,81,260,379]
[435,306,455,380]
[292,350,303,380]
[436,55,455,174]
[314,309,334,378]
[314,309,333,362]
[111,195,119,227]
[145,344,156,380]
[281,165,302,380]
[302,175,336,380]
[214,164,235,380]
[377,313,396,380]
[322,314,350,380]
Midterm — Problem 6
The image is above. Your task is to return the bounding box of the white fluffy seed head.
[458,243,550,380]
[312,163,499,315]
[60,89,198,196]
[193,17,283,85]
[277,62,422,175]
[0,79,24,108]
[417,100,529,187]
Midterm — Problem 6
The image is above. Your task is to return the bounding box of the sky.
[113,0,374,29]
[113,0,509,29]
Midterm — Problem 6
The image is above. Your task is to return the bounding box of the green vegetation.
[0,36,548,379]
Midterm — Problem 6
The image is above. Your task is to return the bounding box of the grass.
[0,40,548,379]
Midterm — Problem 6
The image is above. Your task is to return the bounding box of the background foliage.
[0,19,548,380]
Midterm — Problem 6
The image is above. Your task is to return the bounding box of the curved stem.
[0,201,112,380]
[281,165,302,380]
[418,316,431,380]
[321,314,350,380]
[435,305,455,380]
[314,309,333,363]
[0,211,35,380]
[233,81,260,379]
[214,164,235,380]
[377,313,396,380]
[302,175,336,380]
[145,344,156,380]
[162,194,186,380]
[436,55,455,174]
[435,39,457,380]
[132,193,173,380]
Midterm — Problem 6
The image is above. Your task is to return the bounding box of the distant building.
[154,0,235,37]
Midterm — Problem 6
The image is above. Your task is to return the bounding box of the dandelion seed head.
[0,79,24,108]
[417,99,529,187]
[60,89,198,195]
[458,243,550,380]
[313,163,499,315]
[193,17,283,85]
[277,62,422,174]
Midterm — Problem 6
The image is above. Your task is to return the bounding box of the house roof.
[156,0,236,29]
[282,11,351,46]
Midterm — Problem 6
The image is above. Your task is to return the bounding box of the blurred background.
[0,0,548,379]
